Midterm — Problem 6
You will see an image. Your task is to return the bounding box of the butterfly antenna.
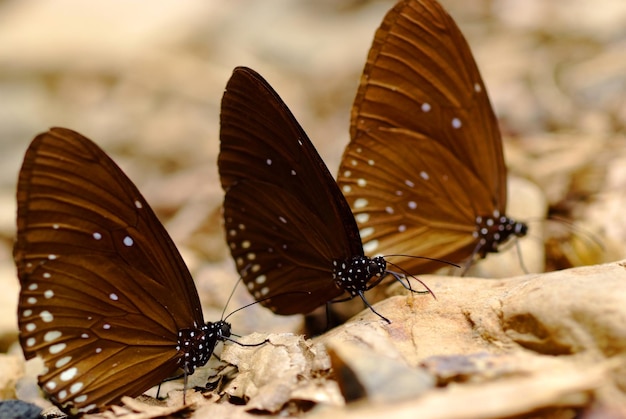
[384,260,436,300]
[383,254,459,269]
[223,290,311,322]
[221,263,258,320]
[545,215,605,251]
[222,335,269,348]
[222,290,308,350]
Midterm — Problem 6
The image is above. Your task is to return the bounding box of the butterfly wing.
[338,0,508,272]
[15,128,203,412]
[219,67,363,314]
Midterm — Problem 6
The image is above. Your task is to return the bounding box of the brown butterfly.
[15,128,236,414]
[337,0,527,274]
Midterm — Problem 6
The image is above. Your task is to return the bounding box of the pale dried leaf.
[220,333,341,413]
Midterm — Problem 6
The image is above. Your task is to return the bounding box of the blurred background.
[0,0,624,372]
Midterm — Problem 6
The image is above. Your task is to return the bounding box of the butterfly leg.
[183,365,191,405]
[357,291,391,324]
[385,271,431,295]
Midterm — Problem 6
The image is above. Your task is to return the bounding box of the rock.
[201,262,626,417]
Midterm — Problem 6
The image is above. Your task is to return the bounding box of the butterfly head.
[214,320,232,340]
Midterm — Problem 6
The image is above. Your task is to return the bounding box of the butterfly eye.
[15,128,235,414]
[337,0,528,275]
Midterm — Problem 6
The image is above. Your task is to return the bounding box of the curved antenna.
[222,290,311,322]
[221,276,245,321]
[384,260,437,300]
[382,254,460,269]
[220,263,257,321]
[544,215,605,251]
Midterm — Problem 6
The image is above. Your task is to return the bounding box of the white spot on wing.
[60,367,77,381]
[452,118,462,129]
[70,382,83,394]
[80,403,97,413]
[421,103,431,112]
[49,343,66,354]
[123,236,134,247]
[55,356,71,368]
[354,198,368,209]
[40,311,53,322]
[360,227,375,238]
[355,213,370,223]
[363,240,379,253]
[93,232,102,240]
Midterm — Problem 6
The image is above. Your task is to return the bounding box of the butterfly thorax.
[331,256,387,296]
[474,212,528,256]
[176,321,231,374]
